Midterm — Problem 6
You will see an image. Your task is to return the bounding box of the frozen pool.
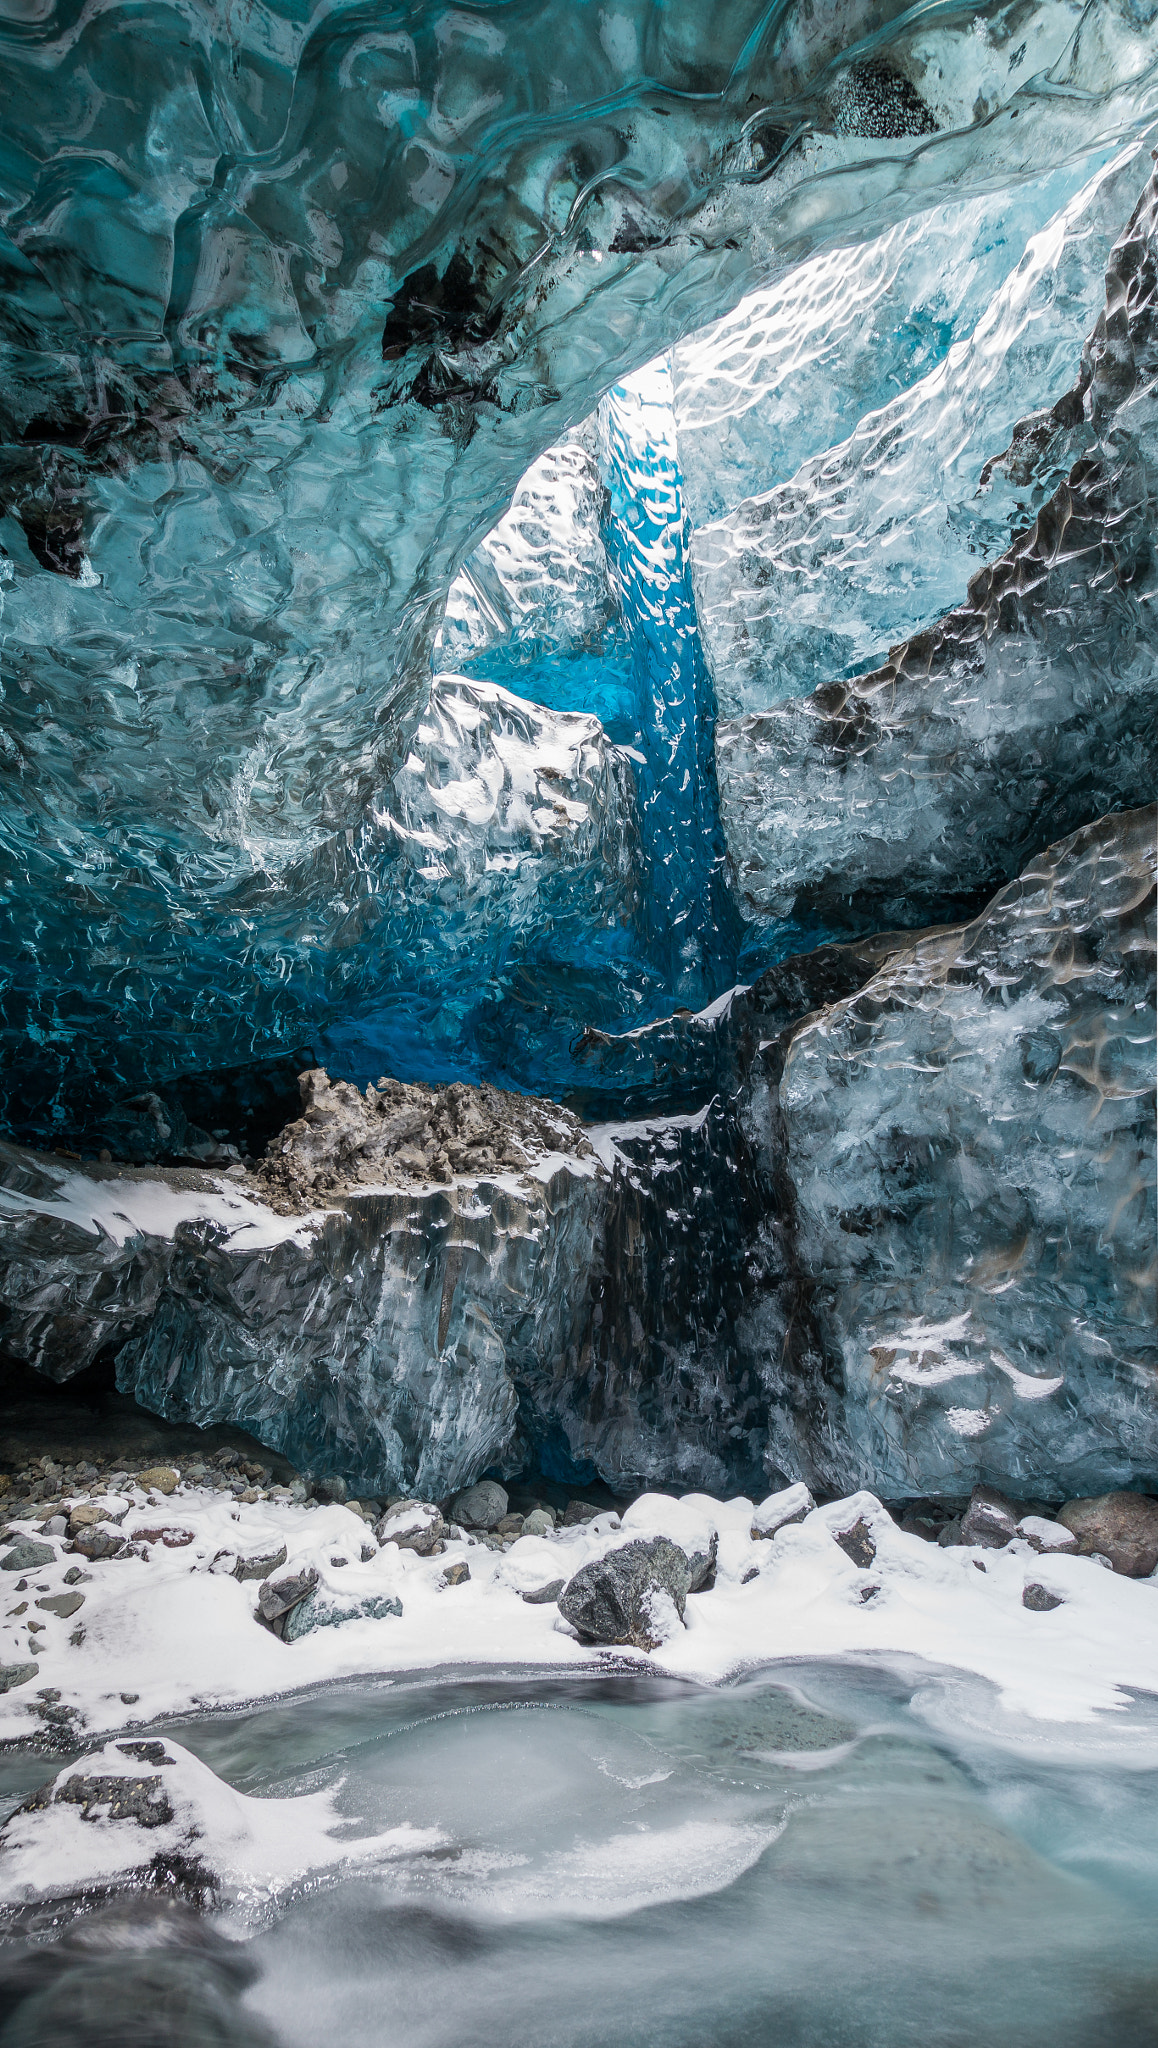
[2,1661,1157,2048]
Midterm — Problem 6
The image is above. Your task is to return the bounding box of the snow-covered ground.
[2,1479,1156,1752]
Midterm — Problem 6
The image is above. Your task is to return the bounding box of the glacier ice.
[751,806,1158,1500]
[716,165,1158,933]
[0,806,1150,1502]
[689,140,1154,711]
[2,0,1158,1133]
[0,0,1155,1507]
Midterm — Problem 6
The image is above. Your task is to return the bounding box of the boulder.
[562,1500,601,1527]
[282,1590,403,1640]
[1057,1493,1158,1578]
[961,1487,1019,1550]
[449,1481,508,1531]
[559,1538,692,1649]
[375,1502,445,1555]
[71,1524,127,1561]
[440,1561,470,1588]
[520,1508,556,1538]
[1,1539,55,1572]
[257,1566,319,1638]
[1023,1583,1064,1612]
[751,1483,815,1541]
[0,1660,38,1692]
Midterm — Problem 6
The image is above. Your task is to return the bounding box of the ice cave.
[0,3,1155,2043]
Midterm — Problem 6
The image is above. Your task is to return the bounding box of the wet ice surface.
[4,1663,1158,2048]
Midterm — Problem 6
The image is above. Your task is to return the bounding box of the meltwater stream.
[3,1662,1157,2048]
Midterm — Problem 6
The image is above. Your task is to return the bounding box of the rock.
[751,1483,815,1540]
[134,1524,195,1549]
[450,1481,509,1531]
[495,1513,525,1539]
[1,1539,55,1571]
[561,1500,601,1527]
[961,1487,1020,1550]
[72,1524,127,1561]
[521,1578,564,1605]
[687,1530,719,1593]
[20,1770,175,1827]
[63,1566,89,1585]
[0,1661,38,1692]
[375,1502,445,1555]
[137,1466,178,1495]
[1023,1583,1065,1613]
[310,1475,347,1505]
[440,1561,470,1587]
[36,1592,84,1618]
[257,1566,319,1638]
[1017,1515,1079,1556]
[282,1590,403,1640]
[833,1517,876,1569]
[559,1539,692,1649]
[41,1514,68,1536]
[1057,1493,1158,1578]
[520,1508,556,1538]
[232,1542,288,1583]
[67,1504,106,1531]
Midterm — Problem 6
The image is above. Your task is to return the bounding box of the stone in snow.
[1023,1583,1065,1613]
[36,1592,84,1619]
[833,1517,876,1570]
[375,1502,444,1554]
[71,1524,127,1561]
[751,1483,815,1540]
[137,1466,179,1495]
[961,1487,1020,1550]
[282,1591,403,1640]
[449,1481,508,1531]
[521,1578,564,1605]
[1057,1493,1158,1578]
[559,1538,692,1650]
[257,1566,319,1637]
[1017,1516,1079,1556]
[0,1661,38,1693]
[1,1540,55,1572]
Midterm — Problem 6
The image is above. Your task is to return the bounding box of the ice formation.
[0,0,1155,1520]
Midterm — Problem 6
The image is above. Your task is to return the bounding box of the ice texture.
[1,810,1150,1503]
[673,153,1110,531]
[691,140,1154,711]
[742,806,1158,1498]
[716,169,1158,932]
[1,0,1157,1134]
[437,420,619,670]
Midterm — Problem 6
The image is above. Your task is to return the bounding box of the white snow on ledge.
[0,1159,327,1252]
[1,1484,1156,1753]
